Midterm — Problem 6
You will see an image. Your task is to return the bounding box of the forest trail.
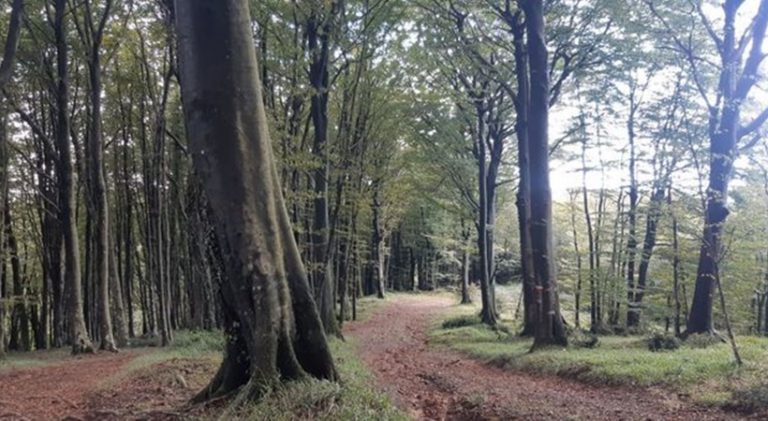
[345,295,743,421]
[0,349,214,420]
[0,350,138,419]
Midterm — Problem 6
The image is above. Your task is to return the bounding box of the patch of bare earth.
[0,351,138,420]
[0,350,218,421]
[345,295,749,420]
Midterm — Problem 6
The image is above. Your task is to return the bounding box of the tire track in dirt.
[345,295,744,420]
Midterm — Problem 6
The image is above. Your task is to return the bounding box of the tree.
[0,0,23,356]
[53,0,94,354]
[74,0,118,352]
[175,0,337,401]
[523,0,567,348]
[649,0,768,335]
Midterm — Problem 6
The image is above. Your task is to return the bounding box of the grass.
[432,303,768,410]
[0,348,72,372]
[239,337,407,420]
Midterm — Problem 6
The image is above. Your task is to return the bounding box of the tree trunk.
[625,92,639,330]
[523,0,567,348]
[627,187,665,328]
[54,0,93,354]
[569,191,583,329]
[176,0,338,401]
[86,38,117,352]
[307,2,340,336]
[510,9,535,337]
[687,0,768,335]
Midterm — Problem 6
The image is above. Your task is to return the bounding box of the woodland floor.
[0,295,757,420]
[345,294,750,420]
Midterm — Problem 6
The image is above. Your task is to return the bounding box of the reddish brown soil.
[0,350,216,421]
[0,350,138,420]
[345,295,747,421]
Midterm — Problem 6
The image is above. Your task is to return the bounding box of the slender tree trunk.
[625,94,639,330]
[569,191,583,329]
[371,185,385,299]
[87,45,117,352]
[628,187,665,328]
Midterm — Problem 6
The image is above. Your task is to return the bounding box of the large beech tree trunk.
[523,0,567,348]
[176,0,337,401]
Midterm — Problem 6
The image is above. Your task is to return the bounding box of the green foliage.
[171,330,225,355]
[442,314,482,329]
[646,332,681,352]
[684,333,723,349]
[241,338,406,421]
[571,330,600,349]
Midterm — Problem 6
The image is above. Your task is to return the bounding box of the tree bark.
[176,0,337,401]
[306,1,341,336]
[687,0,768,335]
[54,0,93,354]
[523,0,567,348]
[627,187,665,328]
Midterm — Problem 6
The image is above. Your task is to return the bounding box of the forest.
[2,0,768,419]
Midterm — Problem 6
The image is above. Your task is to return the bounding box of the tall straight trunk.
[0,108,6,354]
[307,2,340,336]
[509,10,535,336]
[460,221,472,305]
[523,0,567,348]
[608,191,625,326]
[686,0,768,334]
[669,188,682,336]
[627,187,665,328]
[109,242,128,346]
[371,185,385,299]
[569,191,583,329]
[6,202,29,351]
[54,0,93,354]
[475,101,496,325]
[625,95,639,329]
[581,139,598,332]
[86,39,117,352]
[176,0,337,401]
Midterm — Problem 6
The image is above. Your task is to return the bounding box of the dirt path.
[0,350,215,421]
[0,351,139,420]
[345,295,744,421]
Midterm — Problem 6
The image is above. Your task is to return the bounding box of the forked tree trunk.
[510,10,535,336]
[54,0,93,354]
[687,0,768,335]
[523,0,567,348]
[176,0,337,401]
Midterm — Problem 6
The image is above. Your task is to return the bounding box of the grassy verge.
[239,295,407,420]
[240,336,406,420]
[431,303,768,410]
